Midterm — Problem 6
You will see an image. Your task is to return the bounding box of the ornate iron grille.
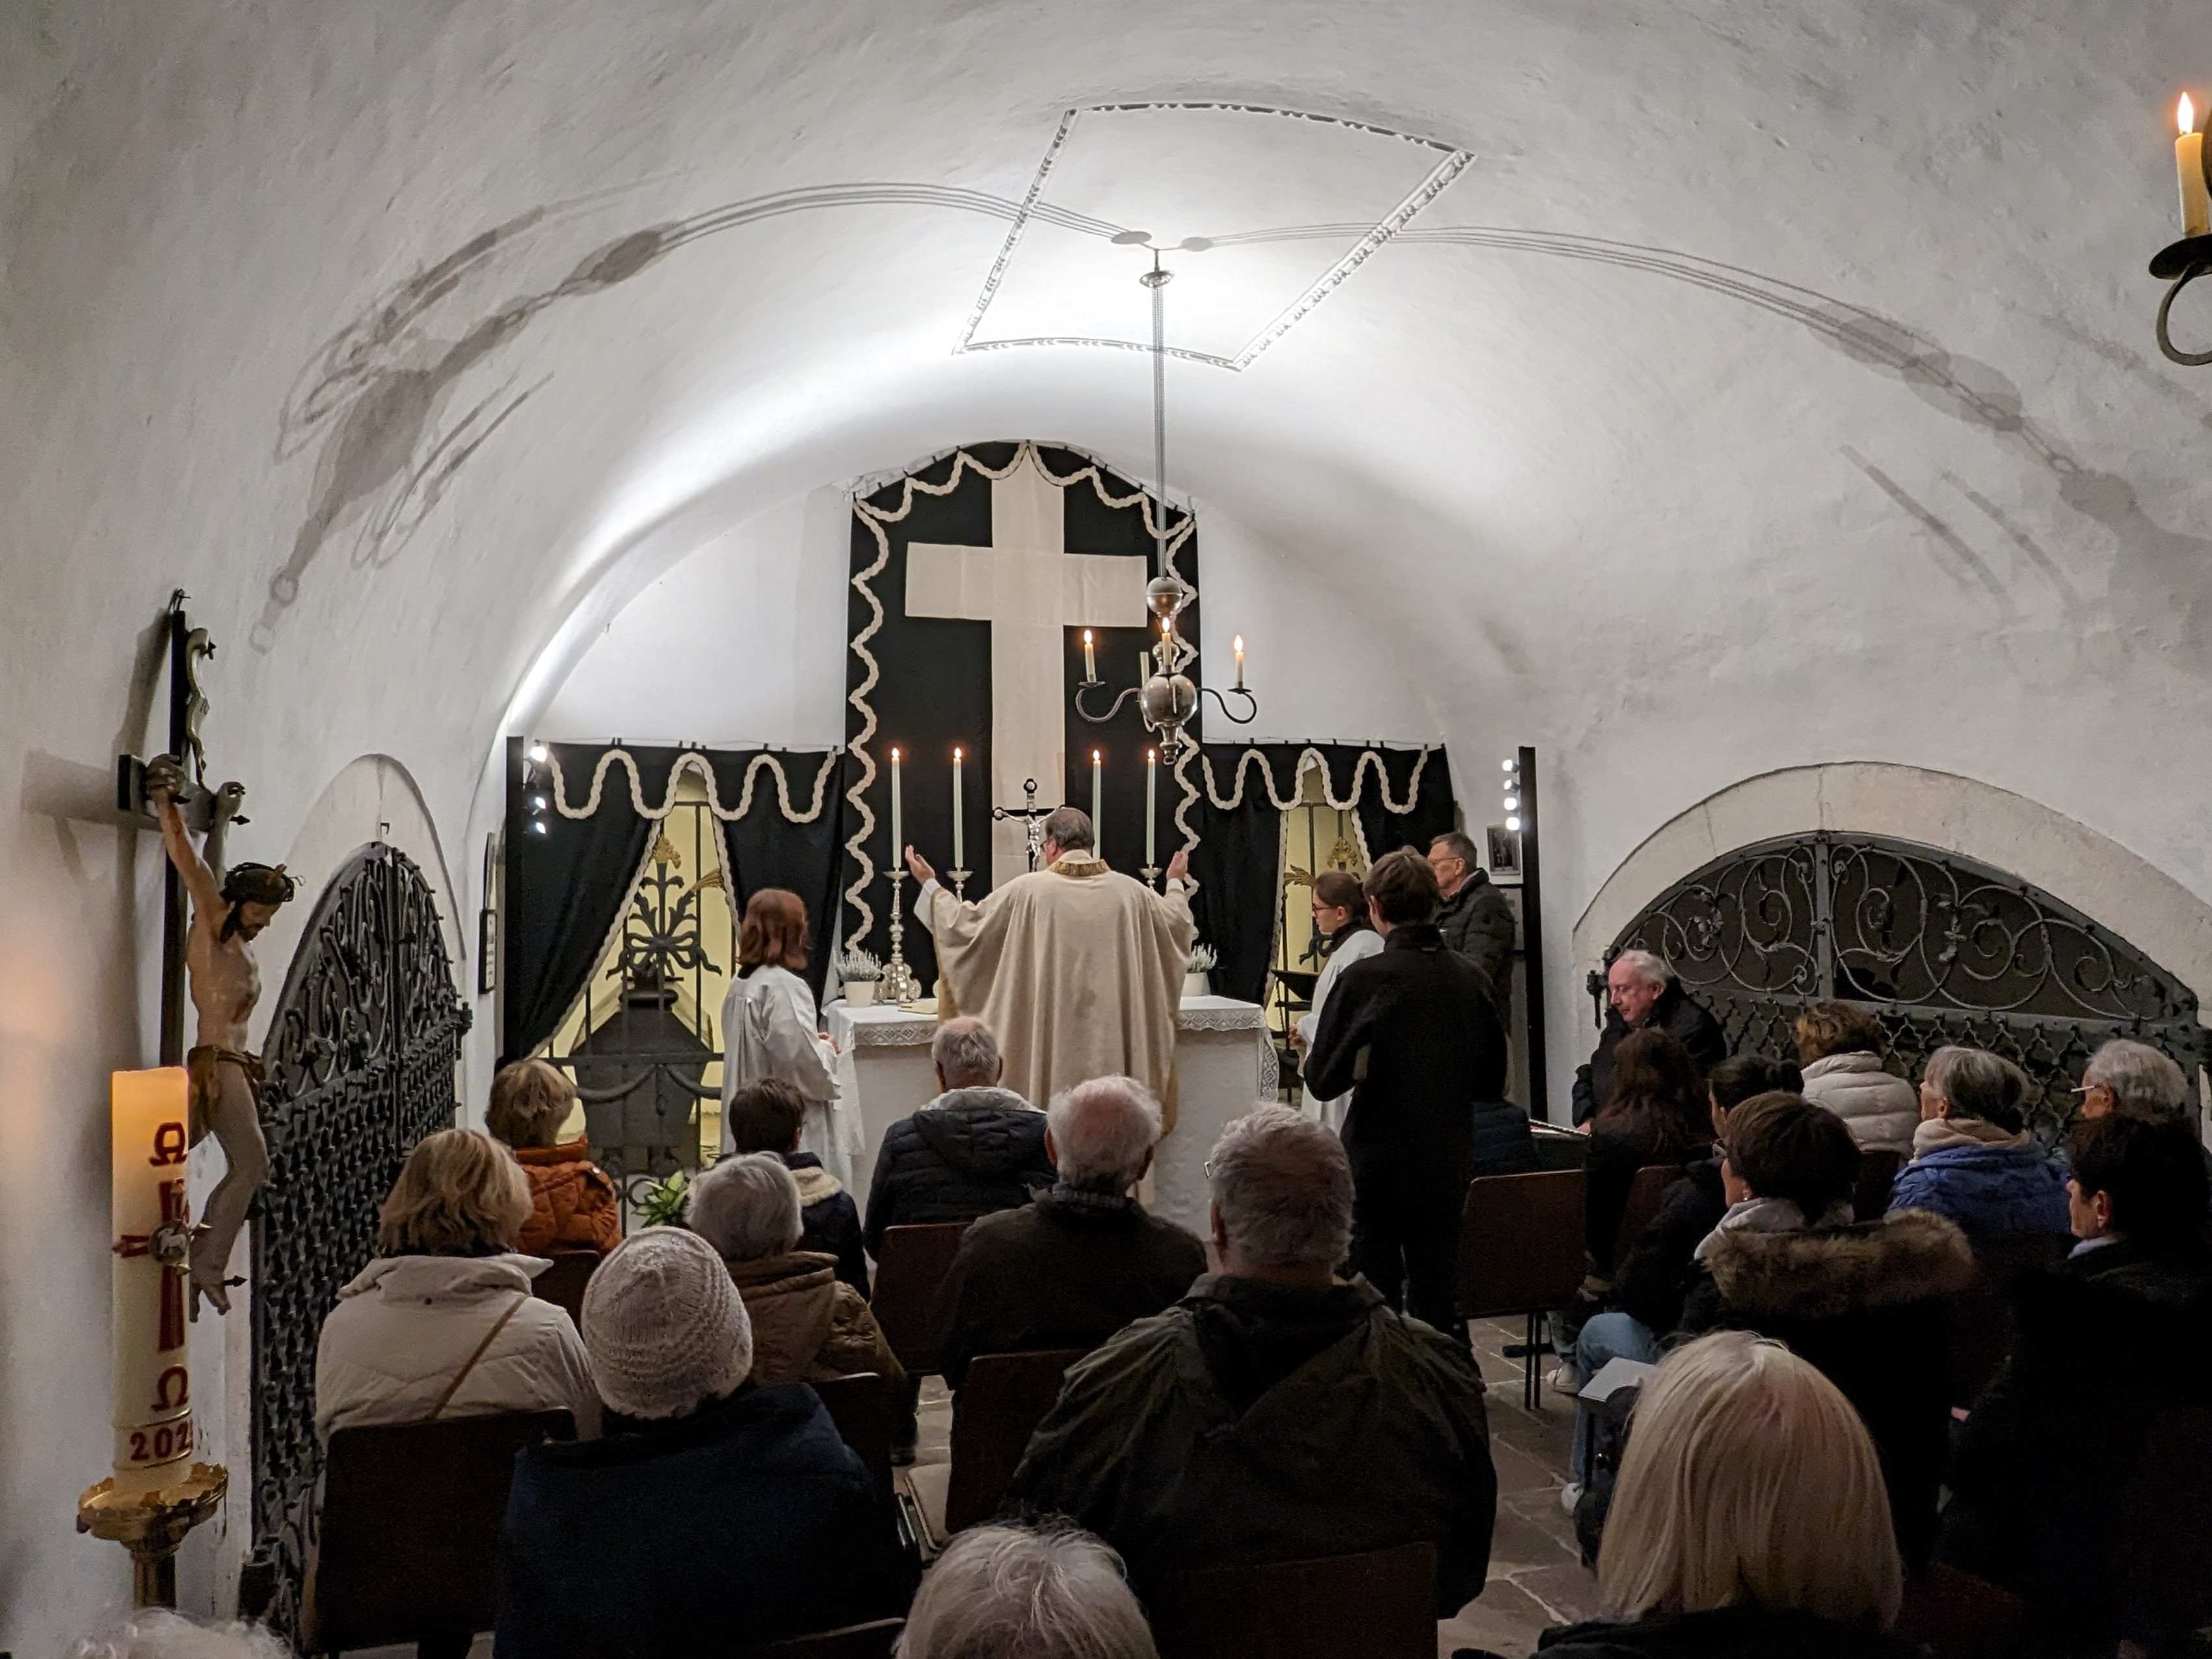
[240,844,470,1631]
[1601,832,2209,1142]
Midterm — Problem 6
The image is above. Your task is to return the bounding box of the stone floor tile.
[1508,1561,1605,1625]
[1439,1576,1559,1658]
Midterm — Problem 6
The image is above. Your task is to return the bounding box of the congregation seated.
[1538,1331,1913,1659]
[2077,1036,2212,1178]
[315,1128,599,1442]
[1570,949,1726,1127]
[1676,1092,1973,1566]
[486,1058,621,1256]
[725,1076,870,1295]
[496,1228,911,1658]
[1794,1001,1917,1158]
[933,1074,1203,1391]
[1564,1054,1800,1493]
[864,1015,1054,1258]
[688,1150,903,1388]
[1006,1105,1497,1614]
[1887,1045,2070,1242]
[896,1520,1156,1659]
[1939,1111,2212,1651]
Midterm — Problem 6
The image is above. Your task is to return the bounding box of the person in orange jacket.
[488,1059,622,1256]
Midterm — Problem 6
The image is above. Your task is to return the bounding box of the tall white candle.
[889,747,902,865]
[1233,633,1246,691]
[1091,749,1103,858]
[1082,629,1097,683]
[1146,747,1158,868]
[952,747,965,869]
[2182,96,2210,237]
[111,1068,194,1489]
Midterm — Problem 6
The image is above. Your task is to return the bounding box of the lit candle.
[1146,747,1158,868]
[111,1068,194,1489]
[889,747,902,868]
[2181,95,2209,237]
[1233,633,1246,691]
[1091,749,1103,856]
[951,747,965,870]
[1082,628,1097,683]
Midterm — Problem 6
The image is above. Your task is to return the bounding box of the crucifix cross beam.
[904,451,1150,885]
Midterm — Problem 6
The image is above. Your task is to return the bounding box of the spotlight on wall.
[527,742,548,764]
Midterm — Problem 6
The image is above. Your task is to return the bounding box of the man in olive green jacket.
[1005,1106,1497,1614]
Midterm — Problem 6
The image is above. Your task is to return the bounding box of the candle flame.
[1093,749,1102,763]
[1233,634,1244,654]
[2184,93,2197,135]
[1148,748,1157,762]
[1083,628,1093,644]
[953,747,963,761]
[890,747,900,762]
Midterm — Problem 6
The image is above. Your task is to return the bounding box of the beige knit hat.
[580,1227,753,1420]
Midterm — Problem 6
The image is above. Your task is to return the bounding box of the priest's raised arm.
[904,807,1195,1122]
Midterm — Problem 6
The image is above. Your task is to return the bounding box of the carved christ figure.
[145,755,297,1316]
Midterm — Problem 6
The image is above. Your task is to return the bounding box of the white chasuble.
[924,855,1195,1130]
[719,964,859,1189]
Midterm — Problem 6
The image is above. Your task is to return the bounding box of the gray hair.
[1922,1046,2031,1132]
[73,1613,291,1659]
[1610,949,1673,989]
[686,1151,803,1262]
[932,1016,1003,1088]
[1041,804,1096,853]
[1429,830,1481,867]
[1208,1104,1355,1271]
[1047,1076,1163,1188]
[2084,1038,2191,1118]
[896,1522,1157,1659]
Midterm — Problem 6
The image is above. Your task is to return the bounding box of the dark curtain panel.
[708,749,847,1005]
[1352,745,1459,864]
[501,739,661,1063]
[1188,776,1283,1008]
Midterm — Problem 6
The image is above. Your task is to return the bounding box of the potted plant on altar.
[1184,942,1217,1001]
[836,945,885,1007]
[637,1169,689,1229]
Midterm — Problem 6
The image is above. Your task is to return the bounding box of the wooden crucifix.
[116,592,297,1317]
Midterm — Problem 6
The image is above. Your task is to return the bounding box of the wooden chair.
[300,1409,574,1656]
[812,1371,894,1495]
[944,1347,1089,1533]
[1854,1148,1903,1221]
[745,1619,905,1658]
[1616,1163,1686,1254]
[531,1250,600,1326]
[1456,1167,1588,1408]
[872,1222,971,1376]
[1149,1542,1437,1659]
[1948,1234,2070,1408]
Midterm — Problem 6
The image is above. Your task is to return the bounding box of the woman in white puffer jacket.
[1794,1001,1918,1158]
[315,1128,600,1442]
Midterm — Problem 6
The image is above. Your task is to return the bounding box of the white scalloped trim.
[1197,746,1433,813]
[545,749,840,823]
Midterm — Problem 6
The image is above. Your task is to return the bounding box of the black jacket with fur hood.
[1676,1208,1976,1568]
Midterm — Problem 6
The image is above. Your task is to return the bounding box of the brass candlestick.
[79,1462,228,1608]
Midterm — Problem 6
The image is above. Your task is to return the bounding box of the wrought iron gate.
[241,843,470,1628]
[1601,832,2209,1141]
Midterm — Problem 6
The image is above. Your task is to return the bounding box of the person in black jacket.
[723,1078,870,1297]
[1571,951,1727,1126]
[862,1016,1055,1259]
[1305,849,1508,1337]
[1428,830,1515,1019]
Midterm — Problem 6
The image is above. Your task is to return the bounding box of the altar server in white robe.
[907,806,1195,1128]
[1294,869,1385,1134]
[720,889,859,1189]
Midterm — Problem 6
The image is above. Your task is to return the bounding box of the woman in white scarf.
[718,889,858,1189]
[1293,871,1384,1134]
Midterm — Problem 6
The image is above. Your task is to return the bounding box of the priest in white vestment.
[906,806,1195,1126]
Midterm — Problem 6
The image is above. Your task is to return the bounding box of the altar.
[825,994,1277,1235]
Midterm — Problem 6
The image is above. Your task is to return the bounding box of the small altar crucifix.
[903,450,1151,886]
[991,778,1058,873]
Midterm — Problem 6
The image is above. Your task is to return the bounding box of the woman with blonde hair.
[487,1057,622,1256]
[314,1128,599,1441]
[1796,1001,1917,1156]
[718,888,858,1189]
[1541,1331,1911,1659]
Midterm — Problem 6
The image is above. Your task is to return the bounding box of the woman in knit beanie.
[580,1228,753,1422]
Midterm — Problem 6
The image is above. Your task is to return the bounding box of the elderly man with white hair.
[2078,1037,2193,1123]
[932,1075,1205,1390]
[896,1521,1157,1659]
[1007,1105,1497,1615]
[1570,948,1729,1126]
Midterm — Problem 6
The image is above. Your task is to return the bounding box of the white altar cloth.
[824,995,1275,1236]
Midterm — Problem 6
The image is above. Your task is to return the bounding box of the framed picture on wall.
[1486,824,1523,885]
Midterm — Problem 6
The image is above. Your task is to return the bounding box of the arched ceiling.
[7,0,2212,892]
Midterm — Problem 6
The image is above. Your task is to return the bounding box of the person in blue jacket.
[1887,1046,2069,1242]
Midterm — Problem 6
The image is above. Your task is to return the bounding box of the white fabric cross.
[905,451,1149,886]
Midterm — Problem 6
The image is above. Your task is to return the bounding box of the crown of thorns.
[221,862,298,908]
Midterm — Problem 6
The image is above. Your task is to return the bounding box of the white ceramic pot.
[1184,970,1210,1001]
[845,981,878,1007]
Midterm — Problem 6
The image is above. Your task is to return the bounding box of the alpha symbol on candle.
[150,1121,187,1167]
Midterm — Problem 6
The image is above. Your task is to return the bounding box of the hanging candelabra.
[1076,248,1258,753]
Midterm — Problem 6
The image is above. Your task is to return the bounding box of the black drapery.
[501,739,662,1062]
[1184,743,1460,1007]
[706,749,847,1004]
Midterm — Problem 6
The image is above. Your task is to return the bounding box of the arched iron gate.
[1598,832,2209,1141]
[239,843,470,1630]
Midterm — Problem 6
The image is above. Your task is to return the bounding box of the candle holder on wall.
[882,870,924,1005]
[2152,234,2212,364]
